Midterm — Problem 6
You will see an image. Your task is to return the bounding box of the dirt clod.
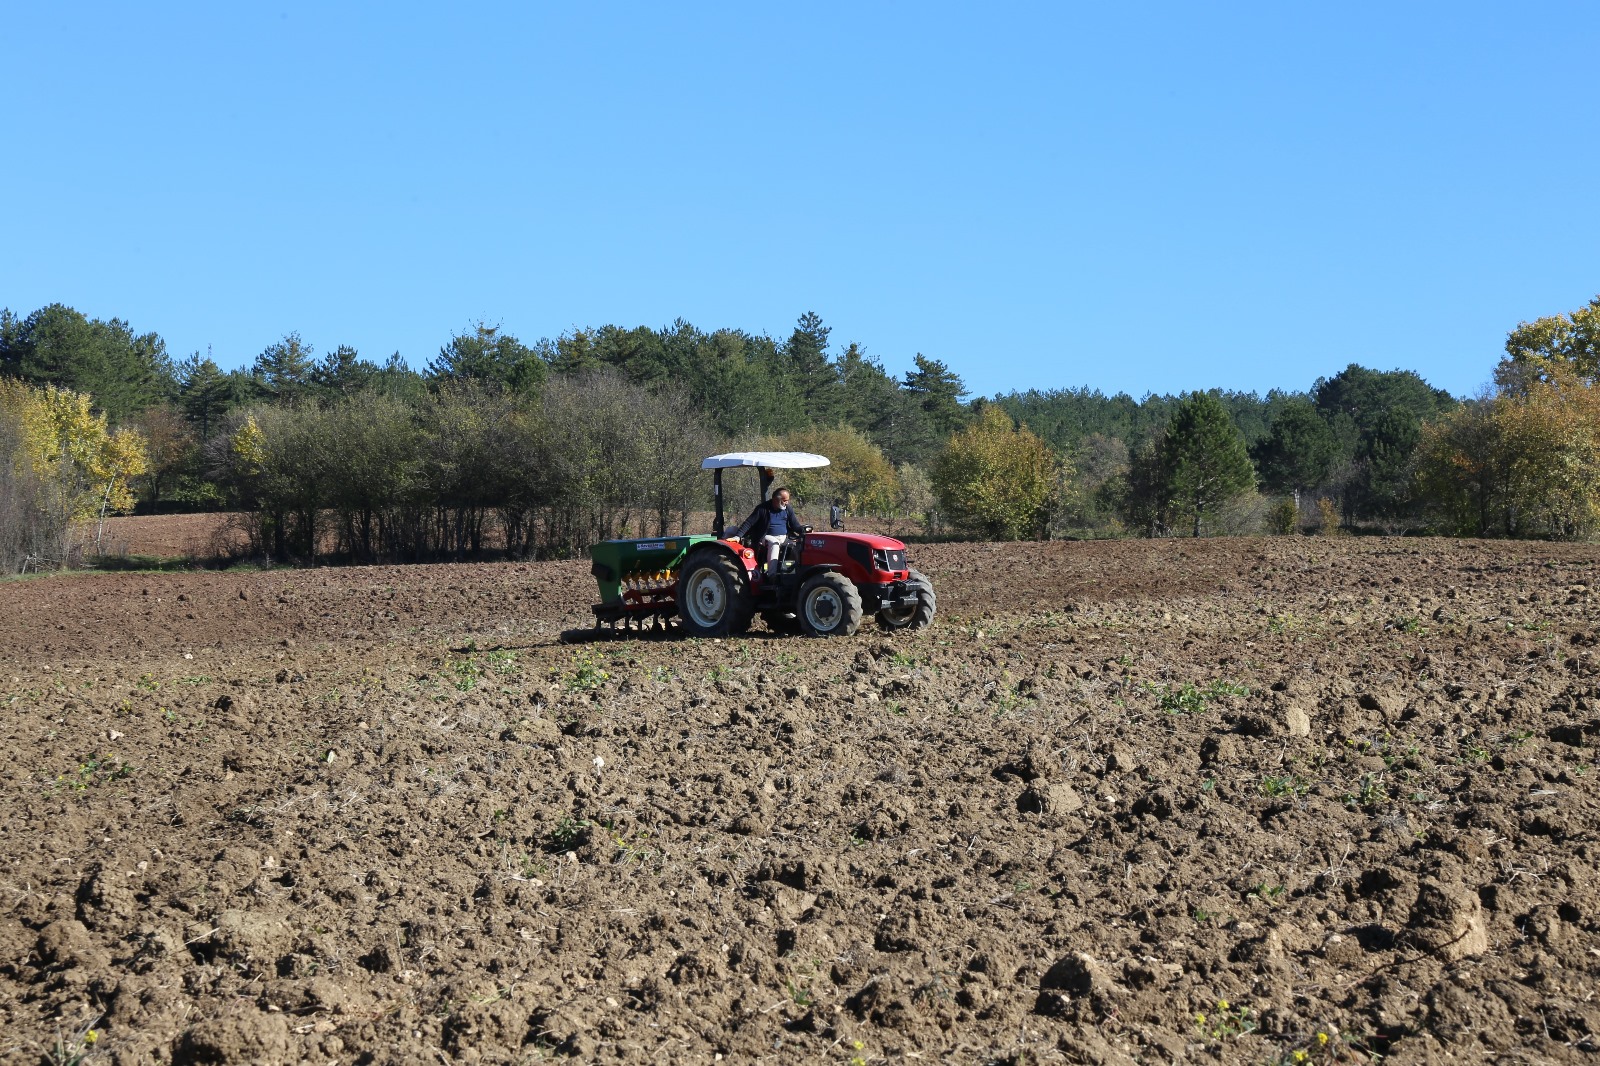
[1407,879,1490,962]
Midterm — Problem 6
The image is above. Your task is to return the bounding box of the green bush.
[1267,497,1298,535]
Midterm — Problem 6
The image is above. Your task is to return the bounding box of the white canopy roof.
[701,451,830,470]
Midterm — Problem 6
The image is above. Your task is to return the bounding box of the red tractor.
[575,452,936,639]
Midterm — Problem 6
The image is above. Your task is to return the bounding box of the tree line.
[997,361,1459,537]
[0,306,973,562]
[3,296,1599,568]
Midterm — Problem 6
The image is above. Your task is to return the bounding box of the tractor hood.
[701,451,830,470]
[803,530,906,551]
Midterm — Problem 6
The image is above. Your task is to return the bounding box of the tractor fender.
[686,540,759,574]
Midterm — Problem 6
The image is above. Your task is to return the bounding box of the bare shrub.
[205,369,725,565]
[1315,497,1343,535]
[1210,489,1271,537]
[0,404,61,572]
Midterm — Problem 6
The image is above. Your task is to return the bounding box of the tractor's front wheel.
[877,569,937,631]
[677,552,754,637]
[798,572,863,638]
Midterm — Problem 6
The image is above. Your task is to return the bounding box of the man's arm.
[733,505,762,539]
[785,507,805,536]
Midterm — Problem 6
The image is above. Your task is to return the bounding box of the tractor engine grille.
[874,548,907,573]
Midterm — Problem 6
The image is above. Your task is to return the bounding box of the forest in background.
[3,296,1598,569]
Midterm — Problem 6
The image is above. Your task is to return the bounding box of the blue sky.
[5,2,1596,401]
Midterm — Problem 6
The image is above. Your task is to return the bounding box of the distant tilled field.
[4,533,1599,1064]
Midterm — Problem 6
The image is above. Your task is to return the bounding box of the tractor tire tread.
[799,571,863,638]
[676,551,755,637]
[877,568,937,632]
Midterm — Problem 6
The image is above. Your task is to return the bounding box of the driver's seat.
[751,534,803,585]
[775,535,803,577]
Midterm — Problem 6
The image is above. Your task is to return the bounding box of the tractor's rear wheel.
[877,568,937,631]
[677,552,754,637]
[799,572,863,638]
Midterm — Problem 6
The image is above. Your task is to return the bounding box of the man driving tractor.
[733,484,805,579]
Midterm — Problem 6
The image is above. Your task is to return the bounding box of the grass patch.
[1147,678,1249,716]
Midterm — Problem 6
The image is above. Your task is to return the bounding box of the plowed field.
[4,536,1599,1064]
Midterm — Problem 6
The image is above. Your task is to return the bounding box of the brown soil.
[4,534,1599,1064]
[97,514,243,560]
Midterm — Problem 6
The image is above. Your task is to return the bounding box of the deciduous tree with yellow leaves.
[1503,295,1600,381]
[763,425,900,517]
[932,405,1064,540]
[1415,349,1600,539]
[0,379,148,569]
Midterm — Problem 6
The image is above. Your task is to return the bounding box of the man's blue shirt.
[737,502,805,540]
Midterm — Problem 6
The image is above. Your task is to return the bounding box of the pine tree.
[310,344,378,398]
[1252,399,1337,503]
[547,329,600,376]
[0,304,174,421]
[783,311,841,425]
[428,323,546,392]
[176,352,236,442]
[1311,364,1453,524]
[1355,409,1422,523]
[1156,392,1255,537]
[904,354,969,438]
[370,351,427,401]
[0,309,20,360]
[836,343,931,461]
[253,333,316,404]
